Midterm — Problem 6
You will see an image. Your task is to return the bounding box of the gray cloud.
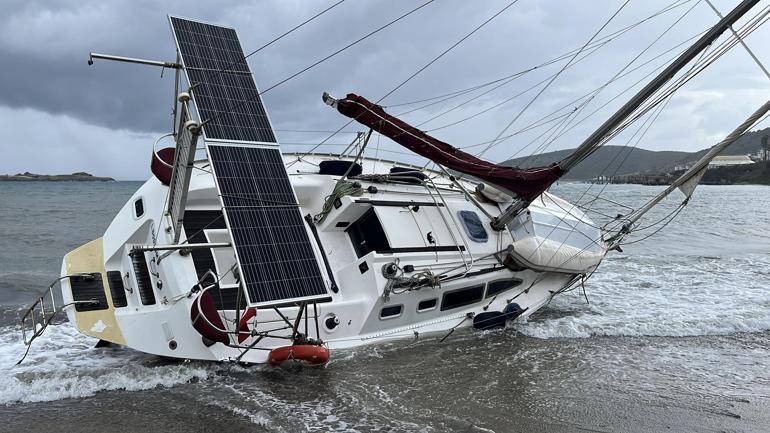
[1,0,769,178]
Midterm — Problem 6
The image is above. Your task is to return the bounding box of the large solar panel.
[207,144,328,305]
[169,16,276,143]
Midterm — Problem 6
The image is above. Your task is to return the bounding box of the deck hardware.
[325,315,340,330]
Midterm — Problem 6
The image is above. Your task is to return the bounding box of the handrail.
[423,176,474,277]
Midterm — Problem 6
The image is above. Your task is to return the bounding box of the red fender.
[268,345,330,367]
[190,291,229,345]
[238,307,257,343]
[151,147,175,186]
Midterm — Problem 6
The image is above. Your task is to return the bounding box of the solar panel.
[207,144,328,305]
[169,16,276,143]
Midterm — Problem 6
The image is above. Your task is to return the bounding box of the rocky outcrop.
[0,172,115,181]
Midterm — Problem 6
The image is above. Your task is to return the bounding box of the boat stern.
[60,237,126,345]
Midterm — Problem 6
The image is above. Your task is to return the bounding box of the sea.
[0,181,769,433]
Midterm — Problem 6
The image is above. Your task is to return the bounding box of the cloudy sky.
[1,0,768,180]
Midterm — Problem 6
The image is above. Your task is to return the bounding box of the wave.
[0,323,214,405]
[517,253,770,339]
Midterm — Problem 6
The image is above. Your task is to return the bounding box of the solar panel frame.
[206,144,329,306]
[169,16,277,144]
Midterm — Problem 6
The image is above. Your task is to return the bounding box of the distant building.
[708,155,755,168]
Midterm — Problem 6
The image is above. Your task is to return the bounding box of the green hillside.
[503,127,770,180]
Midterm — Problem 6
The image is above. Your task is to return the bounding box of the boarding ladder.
[19,274,100,347]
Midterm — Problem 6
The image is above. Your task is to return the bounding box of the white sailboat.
[19,1,768,366]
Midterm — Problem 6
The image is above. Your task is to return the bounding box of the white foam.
[0,322,213,404]
[517,253,770,339]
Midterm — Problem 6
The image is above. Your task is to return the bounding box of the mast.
[491,0,760,229]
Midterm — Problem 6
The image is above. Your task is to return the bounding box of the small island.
[0,171,115,182]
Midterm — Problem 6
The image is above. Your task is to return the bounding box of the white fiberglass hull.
[58,153,603,364]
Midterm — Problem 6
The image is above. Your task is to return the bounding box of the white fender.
[505,237,606,274]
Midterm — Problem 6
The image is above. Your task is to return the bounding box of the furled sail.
[324,93,562,201]
[606,98,770,247]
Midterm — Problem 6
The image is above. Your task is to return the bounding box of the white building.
[708,155,755,167]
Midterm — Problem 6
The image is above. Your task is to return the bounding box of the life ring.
[190,291,229,345]
[268,345,330,367]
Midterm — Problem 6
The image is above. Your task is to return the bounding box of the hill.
[503,127,770,180]
[0,172,115,181]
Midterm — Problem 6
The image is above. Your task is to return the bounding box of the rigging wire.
[186,0,347,90]
[288,0,521,166]
[502,5,770,165]
[204,0,439,130]
[453,31,709,153]
[517,31,719,272]
[417,41,611,132]
[703,0,770,81]
[574,21,770,249]
[476,0,632,159]
[516,0,702,166]
[588,9,770,169]
[523,92,677,267]
[562,6,770,171]
[386,0,697,110]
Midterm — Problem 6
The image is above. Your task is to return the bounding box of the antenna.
[87,52,181,69]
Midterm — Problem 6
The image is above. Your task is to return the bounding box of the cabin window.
[417,298,437,312]
[134,198,145,218]
[486,278,524,298]
[441,285,485,311]
[380,304,403,319]
[347,208,390,258]
[457,210,488,242]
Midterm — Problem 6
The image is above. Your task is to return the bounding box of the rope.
[314,180,364,223]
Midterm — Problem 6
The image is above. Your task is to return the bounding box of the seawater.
[0,181,768,432]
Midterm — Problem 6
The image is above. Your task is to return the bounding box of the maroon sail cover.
[333,94,564,201]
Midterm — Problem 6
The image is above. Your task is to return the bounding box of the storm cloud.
[1,0,768,179]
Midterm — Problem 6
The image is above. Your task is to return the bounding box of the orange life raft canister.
[267,345,330,367]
